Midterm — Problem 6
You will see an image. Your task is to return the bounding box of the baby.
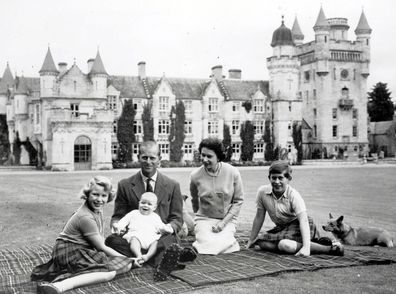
[114,192,173,265]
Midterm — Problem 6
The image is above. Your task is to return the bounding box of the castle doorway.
[74,136,91,170]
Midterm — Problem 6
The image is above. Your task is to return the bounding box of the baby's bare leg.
[141,240,158,263]
[129,237,143,259]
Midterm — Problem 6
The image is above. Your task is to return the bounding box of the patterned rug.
[1,241,395,294]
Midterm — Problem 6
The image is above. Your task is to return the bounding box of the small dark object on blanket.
[323,213,394,247]
[37,282,60,294]
[154,243,183,281]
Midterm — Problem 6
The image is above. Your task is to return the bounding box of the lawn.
[0,164,395,293]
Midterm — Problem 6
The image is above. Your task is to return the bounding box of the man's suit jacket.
[111,171,183,233]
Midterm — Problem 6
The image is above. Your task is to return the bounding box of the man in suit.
[105,141,196,280]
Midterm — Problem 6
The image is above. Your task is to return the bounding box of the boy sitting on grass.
[114,192,173,265]
[247,161,344,257]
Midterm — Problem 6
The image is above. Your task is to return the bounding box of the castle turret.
[267,17,301,149]
[0,63,14,114]
[292,16,304,46]
[355,10,372,77]
[14,76,29,140]
[313,7,330,76]
[89,50,108,98]
[39,47,59,97]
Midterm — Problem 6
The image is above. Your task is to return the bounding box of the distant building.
[0,7,371,170]
[369,118,396,157]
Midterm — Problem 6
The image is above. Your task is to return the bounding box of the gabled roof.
[313,7,329,30]
[167,77,208,99]
[15,76,29,95]
[292,17,304,40]
[355,10,372,35]
[221,80,269,100]
[0,63,14,94]
[39,47,59,74]
[109,75,147,98]
[89,51,108,76]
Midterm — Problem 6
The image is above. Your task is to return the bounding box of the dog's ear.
[336,215,344,223]
[329,213,333,219]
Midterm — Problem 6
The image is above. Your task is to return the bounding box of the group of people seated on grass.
[31,138,344,294]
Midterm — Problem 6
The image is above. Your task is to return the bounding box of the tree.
[142,102,154,141]
[0,114,10,163]
[292,121,303,164]
[263,119,274,161]
[13,132,22,165]
[367,82,394,122]
[222,124,233,161]
[240,120,255,161]
[117,99,136,162]
[169,101,185,162]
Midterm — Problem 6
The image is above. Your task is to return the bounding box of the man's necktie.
[146,178,153,192]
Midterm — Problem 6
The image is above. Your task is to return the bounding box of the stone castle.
[0,7,371,170]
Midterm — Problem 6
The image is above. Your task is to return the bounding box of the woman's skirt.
[258,216,320,243]
[31,239,132,282]
[192,216,240,255]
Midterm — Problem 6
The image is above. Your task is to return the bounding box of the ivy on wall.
[12,132,22,165]
[263,119,274,161]
[169,101,185,162]
[0,114,10,164]
[222,124,233,162]
[142,102,154,141]
[240,120,255,161]
[117,99,136,162]
[292,121,303,164]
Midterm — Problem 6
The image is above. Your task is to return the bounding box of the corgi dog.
[322,213,393,247]
[178,194,195,239]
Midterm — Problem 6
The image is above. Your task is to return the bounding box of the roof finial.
[281,15,284,24]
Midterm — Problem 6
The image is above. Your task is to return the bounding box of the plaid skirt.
[31,239,132,282]
[258,216,320,243]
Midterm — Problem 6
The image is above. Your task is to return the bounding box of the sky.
[0,0,394,99]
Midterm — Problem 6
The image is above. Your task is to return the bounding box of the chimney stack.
[58,62,68,74]
[228,69,242,79]
[87,58,95,73]
[211,65,223,80]
[138,61,146,79]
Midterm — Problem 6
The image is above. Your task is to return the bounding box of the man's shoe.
[153,243,182,281]
[179,247,198,263]
[329,242,344,256]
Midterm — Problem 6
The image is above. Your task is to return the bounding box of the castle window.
[325,36,327,43]
[107,95,117,111]
[253,99,264,112]
[353,125,358,137]
[183,100,192,112]
[288,122,292,136]
[332,125,338,137]
[254,143,264,154]
[342,87,349,98]
[132,143,140,155]
[313,108,317,118]
[159,96,169,111]
[332,108,338,119]
[208,98,218,112]
[111,144,118,156]
[254,121,264,135]
[304,71,310,82]
[70,103,79,117]
[208,121,218,134]
[352,108,358,119]
[232,120,240,135]
[158,120,170,134]
[184,120,192,134]
[313,89,317,99]
[232,102,240,112]
[288,102,292,112]
[73,81,77,92]
[314,124,317,138]
[183,144,193,154]
[113,120,117,133]
[232,143,240,154]
[159,143,169,154]
[133,120,142,134]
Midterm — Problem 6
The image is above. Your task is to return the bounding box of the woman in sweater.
[190,138,244,255]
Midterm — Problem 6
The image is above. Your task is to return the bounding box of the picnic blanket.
[1,240,395,294]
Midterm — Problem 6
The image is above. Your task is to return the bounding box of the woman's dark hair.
[198,137,226,161]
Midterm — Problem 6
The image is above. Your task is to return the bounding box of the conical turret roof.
[89,51,108,76]
[39,47,59,74]
[271,19,294,47]
[292,17,304,40]
[313,7,329,30]
[0,63,15,94]
[355,10,372,34]
[15,76,29,95]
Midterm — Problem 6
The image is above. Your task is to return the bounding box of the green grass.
[0,165,395,293]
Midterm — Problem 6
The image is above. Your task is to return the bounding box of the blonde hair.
[79,176,116,203]
[140,192,158,204]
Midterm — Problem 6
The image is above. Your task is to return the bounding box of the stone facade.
[0,8,371,170]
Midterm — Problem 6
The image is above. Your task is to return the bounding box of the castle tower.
[39,47,59,98]
[14,76,29,141]
[267,17,302,149]
[0,63,14,114]
[88,50,108,99]
[313,7,330,75]
[292,16,304,46]
[355,10,372,77]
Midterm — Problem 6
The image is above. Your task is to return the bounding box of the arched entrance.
[74,136,91,170]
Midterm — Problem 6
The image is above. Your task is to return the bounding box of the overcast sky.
[0,0,394,99]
